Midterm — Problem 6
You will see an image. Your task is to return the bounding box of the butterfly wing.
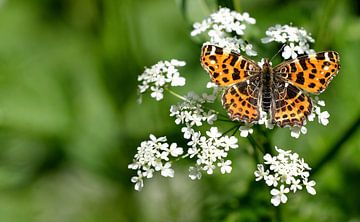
[201,44,261,86]
[273,51,340,94]
[271,79,312,127]
[222,75,261,122]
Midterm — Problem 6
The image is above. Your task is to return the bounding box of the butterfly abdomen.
[261,60,272,113]
[262,77,272,112]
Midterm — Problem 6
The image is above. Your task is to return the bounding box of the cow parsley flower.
[262,24,314,59]
[289,125,308,139]
[254,146,316,206]
[187,127,238,179]
[138,59,186,101]
[271,185,290,206]
[191,8,257,56]
[128,134,184,191]
[239,124,254,137]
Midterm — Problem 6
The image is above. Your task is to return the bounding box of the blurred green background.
[0,0,359,221]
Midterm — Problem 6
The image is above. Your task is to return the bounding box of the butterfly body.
[200,44,340,127]
[260,59,273,113]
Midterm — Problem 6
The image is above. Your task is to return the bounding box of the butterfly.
[200,44,340,127]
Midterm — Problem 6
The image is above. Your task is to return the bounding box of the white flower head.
[187,127,238,177]
[262,24,314,59]
[128,135,183,191]
[255,146,316,206]
[138,60,186,101]
[192,8,257,56]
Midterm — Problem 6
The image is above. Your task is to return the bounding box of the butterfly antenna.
[270,44,286,62]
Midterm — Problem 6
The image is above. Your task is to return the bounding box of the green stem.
[312,114,360,175]
[248,134,264,154]
[166,88,189,101]
[275,204,283,222]
[222,124,240,137]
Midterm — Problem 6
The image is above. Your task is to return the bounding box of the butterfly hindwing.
[271,79,312,127]
[222,76,260,123]
[274,51,340,94]
[201,44,261,86]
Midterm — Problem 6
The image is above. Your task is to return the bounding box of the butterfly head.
[262,58,272,73]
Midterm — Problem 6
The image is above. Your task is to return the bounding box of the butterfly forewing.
[274,51,340,94]
[201,44,261,86]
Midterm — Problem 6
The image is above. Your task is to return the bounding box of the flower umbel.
[187,127,239,178]
[128,135,183,191]
[191,8,257,56]
[262,24,315,59]
[138,59,186,101]
[254,146,316,206]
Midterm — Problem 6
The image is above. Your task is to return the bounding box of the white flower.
[206,82,218,88]
[255,146,316,206]
[239,124,253,137]
[160,162,174,177]
[150,86,164,101]
[243,43,257,56]
[282,43,301,59]
[222,135,239,150]
[181,125,194,139]
[303,179,317,195]
[270,185,289,206]
[265,174,279,187]
[218,160,232,174]
[169,143,184,157]
[128,135,183,191]
[290,125,307,138]
[131,170,144,191]
[241,12,256,24]
[254,164,269,181]
[309,97,331,126]
[290,178,302,192]
[189,166,202,180]
[318,111,330,126]
[138,60,186,101]
[257,110,274,129]
[206,127,221,139]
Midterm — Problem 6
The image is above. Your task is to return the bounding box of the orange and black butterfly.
[200,44,340,127]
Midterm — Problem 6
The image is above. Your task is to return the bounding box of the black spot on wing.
[299,59,308,70]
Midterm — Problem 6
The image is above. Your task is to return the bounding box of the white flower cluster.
[138,59,186,101]
[191,8,257,56]
[188,127,239,179]
[289,97,330,138]
[169,92,239,179]
[261,24,315,59]
[254,146,316,206]
[128,134,184,191]
[170,92,218,139]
